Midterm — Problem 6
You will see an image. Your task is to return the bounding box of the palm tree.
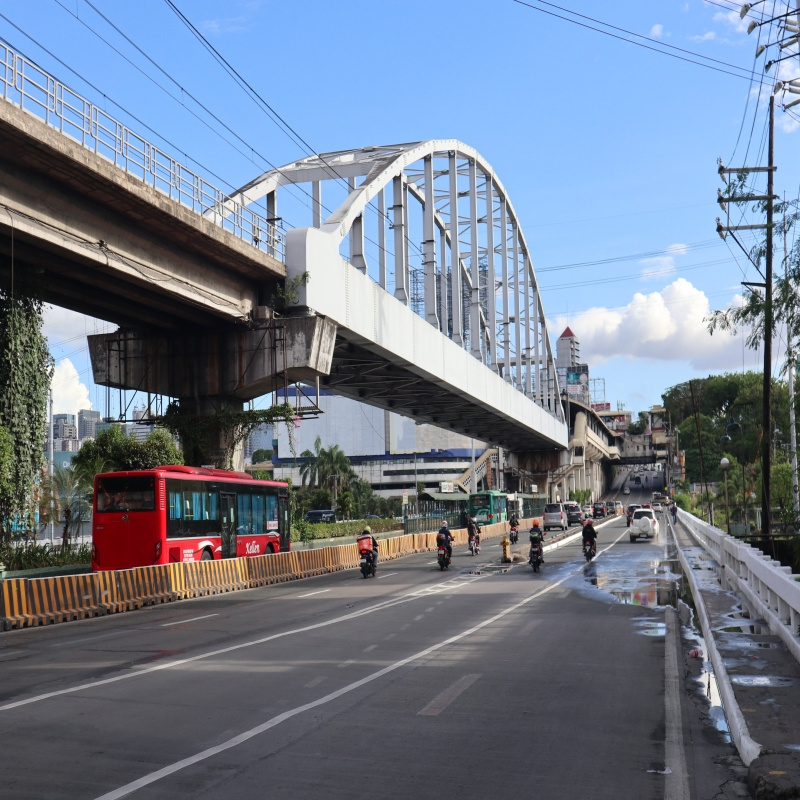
[299,435,324,488]
[316,444,351,503]
[50,463,92,548]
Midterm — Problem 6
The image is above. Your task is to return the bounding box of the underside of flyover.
[322,335,563,453]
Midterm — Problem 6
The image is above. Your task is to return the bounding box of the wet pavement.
[670,518,800,798]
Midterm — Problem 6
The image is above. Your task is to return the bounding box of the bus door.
[278,489,290,551]
[220,493,237,558]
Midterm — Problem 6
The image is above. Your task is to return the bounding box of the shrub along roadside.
[290,518,400,543]
[0,541,92,571]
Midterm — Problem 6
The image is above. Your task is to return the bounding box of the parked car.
[592,502,606,518]
[564,502,584,526]
[626,504,642,527]
[304,509,336,524]
[543,502,568,532]
[630,508,658,541]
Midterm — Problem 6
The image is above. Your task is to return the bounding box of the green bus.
[468,490,508,525]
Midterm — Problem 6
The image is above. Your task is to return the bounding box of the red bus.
[92,465,290,571]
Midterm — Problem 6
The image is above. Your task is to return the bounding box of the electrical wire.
[512,0,770,83]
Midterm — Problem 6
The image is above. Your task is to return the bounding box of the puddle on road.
[580,553,683,609]
[729,675,800,688]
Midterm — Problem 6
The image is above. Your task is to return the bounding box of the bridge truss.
[230,140,563,422]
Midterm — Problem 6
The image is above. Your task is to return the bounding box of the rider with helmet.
[437,520,454,561]
[529,520,545,562]
[467,515,481,550]
[582,517,598,557]
[359,525,379,570]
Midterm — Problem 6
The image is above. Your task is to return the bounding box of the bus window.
[166,479,220,538]
[96,476,155,512]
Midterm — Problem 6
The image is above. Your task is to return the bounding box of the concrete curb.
[669,518,763,766]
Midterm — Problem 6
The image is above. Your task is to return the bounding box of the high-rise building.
[78,409,102,440]
[556,327,590,405]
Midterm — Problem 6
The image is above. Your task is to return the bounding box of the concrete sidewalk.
[672,517,800,798]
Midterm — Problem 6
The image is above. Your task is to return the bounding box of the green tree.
[316,444,351,502]
[336,490,354,520]
[74,425,183,473]
[251,448,272,464]
[0,280,53,539]
[299,435,324,488]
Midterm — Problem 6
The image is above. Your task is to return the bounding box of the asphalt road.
[0,473,750,799]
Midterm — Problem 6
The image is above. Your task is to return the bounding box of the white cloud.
[553,278,760,371]
[651,24,664,38]
[52,359,92,418]
[690,31,716,42]
[42,305,112,347]
[713,10,749,34]
[638,242,688,279]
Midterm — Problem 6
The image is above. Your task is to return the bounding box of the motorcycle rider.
[582,518,598,558]
[467,515,481,550]
[509,511,519,543]
[437,520,454,562]
[529,522,544,564]
[360,525,379,570]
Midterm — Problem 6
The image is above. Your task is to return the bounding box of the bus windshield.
[96,476,155,512]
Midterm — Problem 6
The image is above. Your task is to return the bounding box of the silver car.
[543,502,567,532]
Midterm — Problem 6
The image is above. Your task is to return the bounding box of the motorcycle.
[528,536,543,572]
[583,539,596,562]
[509,524,519,544]
[437,544,451,570]
[359,547,376,578]
[468,531,481,556]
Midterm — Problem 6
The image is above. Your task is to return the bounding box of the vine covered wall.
[0,273,54,537]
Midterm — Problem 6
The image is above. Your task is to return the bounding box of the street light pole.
[721,457,731,535]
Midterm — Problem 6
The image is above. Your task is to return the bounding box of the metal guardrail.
[0,42,284,260]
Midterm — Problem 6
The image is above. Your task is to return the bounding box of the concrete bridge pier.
[88,315,337,468]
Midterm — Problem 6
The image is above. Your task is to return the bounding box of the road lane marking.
[337,660,355,668]
[418,674,481,716]
[160,614,219,628]
[425,607,434,613]
[50,630,131,647]
[414,615,424,621]
[376,572,397,579]
[363,645,377,652]
[384,634,396,640]
[2,538,609,714]
[297,589,331,598]
[664,607,691,800]
[519,619,541,636]
[93,562,582,800]
[304,677,325,688]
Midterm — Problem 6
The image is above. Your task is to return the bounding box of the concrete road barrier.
[181,559,247,598]
[25,573,106,625]
[0,578,29,630]
[0,518,539,631]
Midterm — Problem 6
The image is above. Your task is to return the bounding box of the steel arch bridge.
[229,140,566,451]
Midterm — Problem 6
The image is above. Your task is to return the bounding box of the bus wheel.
[200,549,213,561]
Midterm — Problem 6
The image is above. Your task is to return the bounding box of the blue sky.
[3,0,798,421]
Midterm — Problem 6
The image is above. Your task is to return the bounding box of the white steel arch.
[230,140,563,421]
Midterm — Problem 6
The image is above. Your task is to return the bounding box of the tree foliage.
[0,276,53,538]
[73,425,183,473]
[251,448,272,464]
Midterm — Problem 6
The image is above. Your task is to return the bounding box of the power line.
[512,0,770,83]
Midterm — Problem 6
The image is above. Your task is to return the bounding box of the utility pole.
[763,94,774,543]
[783,197,799,516]
[716,96,776,540]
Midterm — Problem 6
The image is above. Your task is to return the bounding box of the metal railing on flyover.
[678,509,800,664]
[0,42,283,260]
